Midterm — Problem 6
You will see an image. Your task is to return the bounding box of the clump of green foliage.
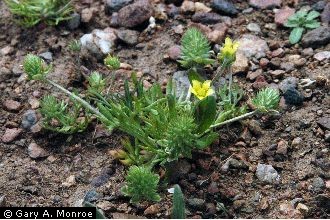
[121,166,161,204]
[22,28,280,205]
[68,40,82,52]
[284,9,320,44]
[178,28,214,69]
[4,0,73,27]
[104,54,121,70]
[39,95,89,134]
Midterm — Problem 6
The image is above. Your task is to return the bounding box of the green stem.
[46,79,105,120]
[210,110,256,129]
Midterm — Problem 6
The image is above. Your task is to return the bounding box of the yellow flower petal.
[225,37,232,46]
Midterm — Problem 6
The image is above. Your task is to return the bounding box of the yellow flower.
[190,80,214,100]
[218,37,239,66]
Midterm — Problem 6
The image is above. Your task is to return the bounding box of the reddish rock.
[270,70,285,79]
[188,22,212,35]
[167,45,181,61]
[144,204,160,215]
[232,52,249,74]
[275,7,295,26]
[3,99,21,112]
[259,58,269,69]
[2,128,23,143]
[117,0,153,28]
[28,143,49,159]
[247,69,263,81]
[271,48,284,57]
[276,139,288,155]
[249,0,282,9]
[253,75,268,89]
[207,23,228,44]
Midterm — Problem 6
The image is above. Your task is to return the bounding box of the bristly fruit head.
[88,71,106,93]
[121,166,161,204]
[252,88,280,112]
[190,80,214,100]
[23,54,51,80]
[178,28,214,69]
[104,54,120,70]
[218,37,239,67]
[68,40,81,52]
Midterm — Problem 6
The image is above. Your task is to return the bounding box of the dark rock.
[91,167,114,187]
[283,87,304,106]
[21,110,38,130]
[249,0,282,9]
[211,0,238,16]
[117,0,153,28]
[313,1,326,11]
[192,12,222,24]
[167,4,180,18]
[317,117,330,130]
[84,190,101,202]
[187,198,205,210]
[207,182,219,194]
[315,194,330,211]
[321,3,330,24]
[165,0,183,6]
[301,26,330,48]
[167,159,191,183]
[116,29,139,45]
[228,159,248,170]
[279,77,298,93]
[310,177,325,193]
[105,0,133,14]
[67,12,81,30]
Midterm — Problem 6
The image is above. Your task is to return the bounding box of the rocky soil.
[0,0,329,218]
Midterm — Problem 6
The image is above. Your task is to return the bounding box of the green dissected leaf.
[172,185,186,219]
[124,80,133,110]
[194,95,216,133]
[306,10,320,21]
[289,27,304,44]
[195,132,218,149]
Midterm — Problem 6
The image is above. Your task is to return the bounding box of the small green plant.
[4,0,74,27]
[172,185,185,219]
[68,40,81,52]
[104,54,121,70]
[40,95,89,134]
[178,28,214,69]
[121,166,161,204]
[22,29,280,204]
[284,9,321,44]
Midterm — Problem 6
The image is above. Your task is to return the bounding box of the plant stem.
[210,110,256,129]
[46,79,105,120]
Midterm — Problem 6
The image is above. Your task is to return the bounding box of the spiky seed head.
[252,88,280,112]
[23,54,51,80]
[178,28,214,69]
[68,40,81,52]
[104,54,120,70]
[88,71,105,93]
